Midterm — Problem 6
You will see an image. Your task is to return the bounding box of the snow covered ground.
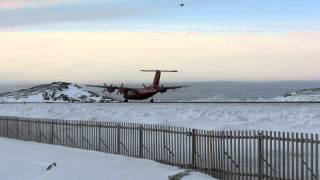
[0,103,319,133]
[0,137,214,180]
[189,94,320,102]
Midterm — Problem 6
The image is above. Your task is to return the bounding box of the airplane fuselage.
[123,87,158,100]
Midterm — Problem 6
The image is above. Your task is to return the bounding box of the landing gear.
[150,99,154,103]
[124,99,128,102]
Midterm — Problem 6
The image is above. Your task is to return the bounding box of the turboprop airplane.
[86,70,187,102]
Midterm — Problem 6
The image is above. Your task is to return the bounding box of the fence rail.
[0,116,319,180]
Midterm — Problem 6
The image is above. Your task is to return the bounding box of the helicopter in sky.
[86,70,188,102]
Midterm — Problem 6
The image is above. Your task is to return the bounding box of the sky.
[0,0,319,83]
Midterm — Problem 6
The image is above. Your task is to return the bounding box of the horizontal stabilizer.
[140,70,178,72]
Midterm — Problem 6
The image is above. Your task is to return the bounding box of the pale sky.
[0,0,319,83]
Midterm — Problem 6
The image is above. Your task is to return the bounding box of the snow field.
[0,137,215,180]
[0,103,319,133]
[0,102,319,179]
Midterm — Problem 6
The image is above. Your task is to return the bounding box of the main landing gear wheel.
[124,99,128,102]
[150,99,154,103]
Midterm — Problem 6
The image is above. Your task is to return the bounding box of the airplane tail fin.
[140,70,178,87]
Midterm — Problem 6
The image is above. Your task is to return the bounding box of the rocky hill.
[0,82,114,103]
[282,88,320,101]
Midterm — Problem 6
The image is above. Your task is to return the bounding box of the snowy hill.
[192,88,320,102]
[0,82,114,103]
[285,88,320,97]
[281,88,320,101]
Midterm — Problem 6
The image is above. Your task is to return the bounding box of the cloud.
[0,0,94,9]
[0,1,144,28]
[0,0,64,9]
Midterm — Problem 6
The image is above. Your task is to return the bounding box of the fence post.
[258,132,263,180]
[27,119,30,140]
[117,123,121,154]
[38,120,41,143]
[6,118,9,138]
[221,131,226,180]
[98,122,102,152]
[16,119,19,139]
[51,120,54,144]
[192,129,196,169]
[139,125,143,158]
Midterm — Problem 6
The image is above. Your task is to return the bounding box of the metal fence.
[0,116,319,180]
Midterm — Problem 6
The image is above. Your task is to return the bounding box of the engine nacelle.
[158,87,167,93]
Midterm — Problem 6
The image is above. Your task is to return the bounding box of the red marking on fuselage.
[124,88,158,100]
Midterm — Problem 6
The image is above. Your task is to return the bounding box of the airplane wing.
[158,85,188,93]
[86,85,106,88]
[163,85,188,90]
[86,84,137,94]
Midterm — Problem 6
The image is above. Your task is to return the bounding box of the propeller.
[159,84,167,93]
[117,83,124,95]
[103,83,108,93]
[103,83,116,93]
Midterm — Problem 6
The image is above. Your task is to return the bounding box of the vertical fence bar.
[229,131,233,180]
[222,131,226,179]
[51,120,54,144]
[269,131,272,180]
[241,131,245,180]
[16,119,19,139]
[278,132,281,179]
[249,131,253,180]
[38,120,41,143]
[6,118,8,138]
[258,132,262,180]
[287,132,290,180]
[139,124,143,158]
[291,132,295,180]
[296,133,299,179]
[306,133,309,180]
[245,130,248,180]
[283,132,286,180]
[316,134,319,180]
[237,130,241,180]
[6,118,9,138]
[98,122,102,152]
[192,128,196,169]
[301,133,304,180]
[311,134,314,180]
[117,123,121,154]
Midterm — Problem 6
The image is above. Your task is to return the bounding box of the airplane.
[86,70,188,102]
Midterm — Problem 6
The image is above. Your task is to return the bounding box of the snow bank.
[0,137,215,180]
[0,82,113,103]
[0,103,319,133]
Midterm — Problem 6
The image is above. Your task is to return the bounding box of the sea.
[1,81,320,102]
